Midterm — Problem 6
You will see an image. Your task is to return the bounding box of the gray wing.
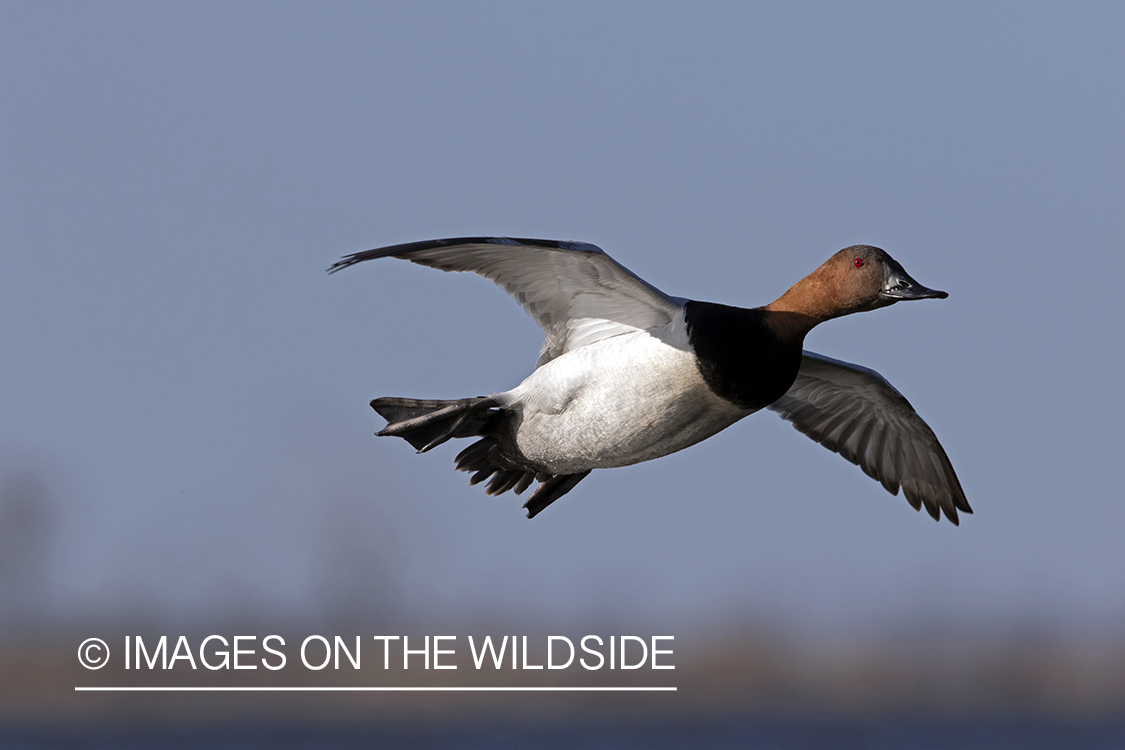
[769,352,971,524]
[329,237,683,367]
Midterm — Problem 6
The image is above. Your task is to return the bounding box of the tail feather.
[371,396,498,453]
[372,395,589,518]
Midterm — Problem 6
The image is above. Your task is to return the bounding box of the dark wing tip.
[326,256,359,274]
[326,246,403,275]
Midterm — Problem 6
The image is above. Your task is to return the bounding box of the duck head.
[843,245,948,311]
[766,245,947,334]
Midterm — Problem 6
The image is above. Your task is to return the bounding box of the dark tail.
[371,396,589,518]
[371,396,499,453]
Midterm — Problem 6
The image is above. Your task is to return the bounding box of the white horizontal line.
[75,686,676,692]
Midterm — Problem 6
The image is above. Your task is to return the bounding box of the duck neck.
[762,272,836,341]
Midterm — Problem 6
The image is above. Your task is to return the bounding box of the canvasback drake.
[330,238,970,524]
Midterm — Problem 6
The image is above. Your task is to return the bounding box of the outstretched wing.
[329,237,683,366]
[769,352,971,524]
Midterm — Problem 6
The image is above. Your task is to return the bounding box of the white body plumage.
[495,323,751,475]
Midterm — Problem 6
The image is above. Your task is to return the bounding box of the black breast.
[684,301,804,410]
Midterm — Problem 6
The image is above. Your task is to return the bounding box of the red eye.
[853,258,864,268]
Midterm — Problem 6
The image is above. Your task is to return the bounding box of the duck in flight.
[329,238,970,524]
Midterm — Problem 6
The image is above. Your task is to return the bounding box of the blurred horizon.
[2,450,1123,644]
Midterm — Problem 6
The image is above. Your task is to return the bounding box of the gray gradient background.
[2,2,1122,645]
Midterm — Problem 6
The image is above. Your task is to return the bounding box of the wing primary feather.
[771,352,967,524]
[327,236,607,274]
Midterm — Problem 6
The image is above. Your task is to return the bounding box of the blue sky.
[1,2,1122,638]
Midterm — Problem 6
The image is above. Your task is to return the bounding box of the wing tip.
[326,256,360,274]
[326,247,400,274]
